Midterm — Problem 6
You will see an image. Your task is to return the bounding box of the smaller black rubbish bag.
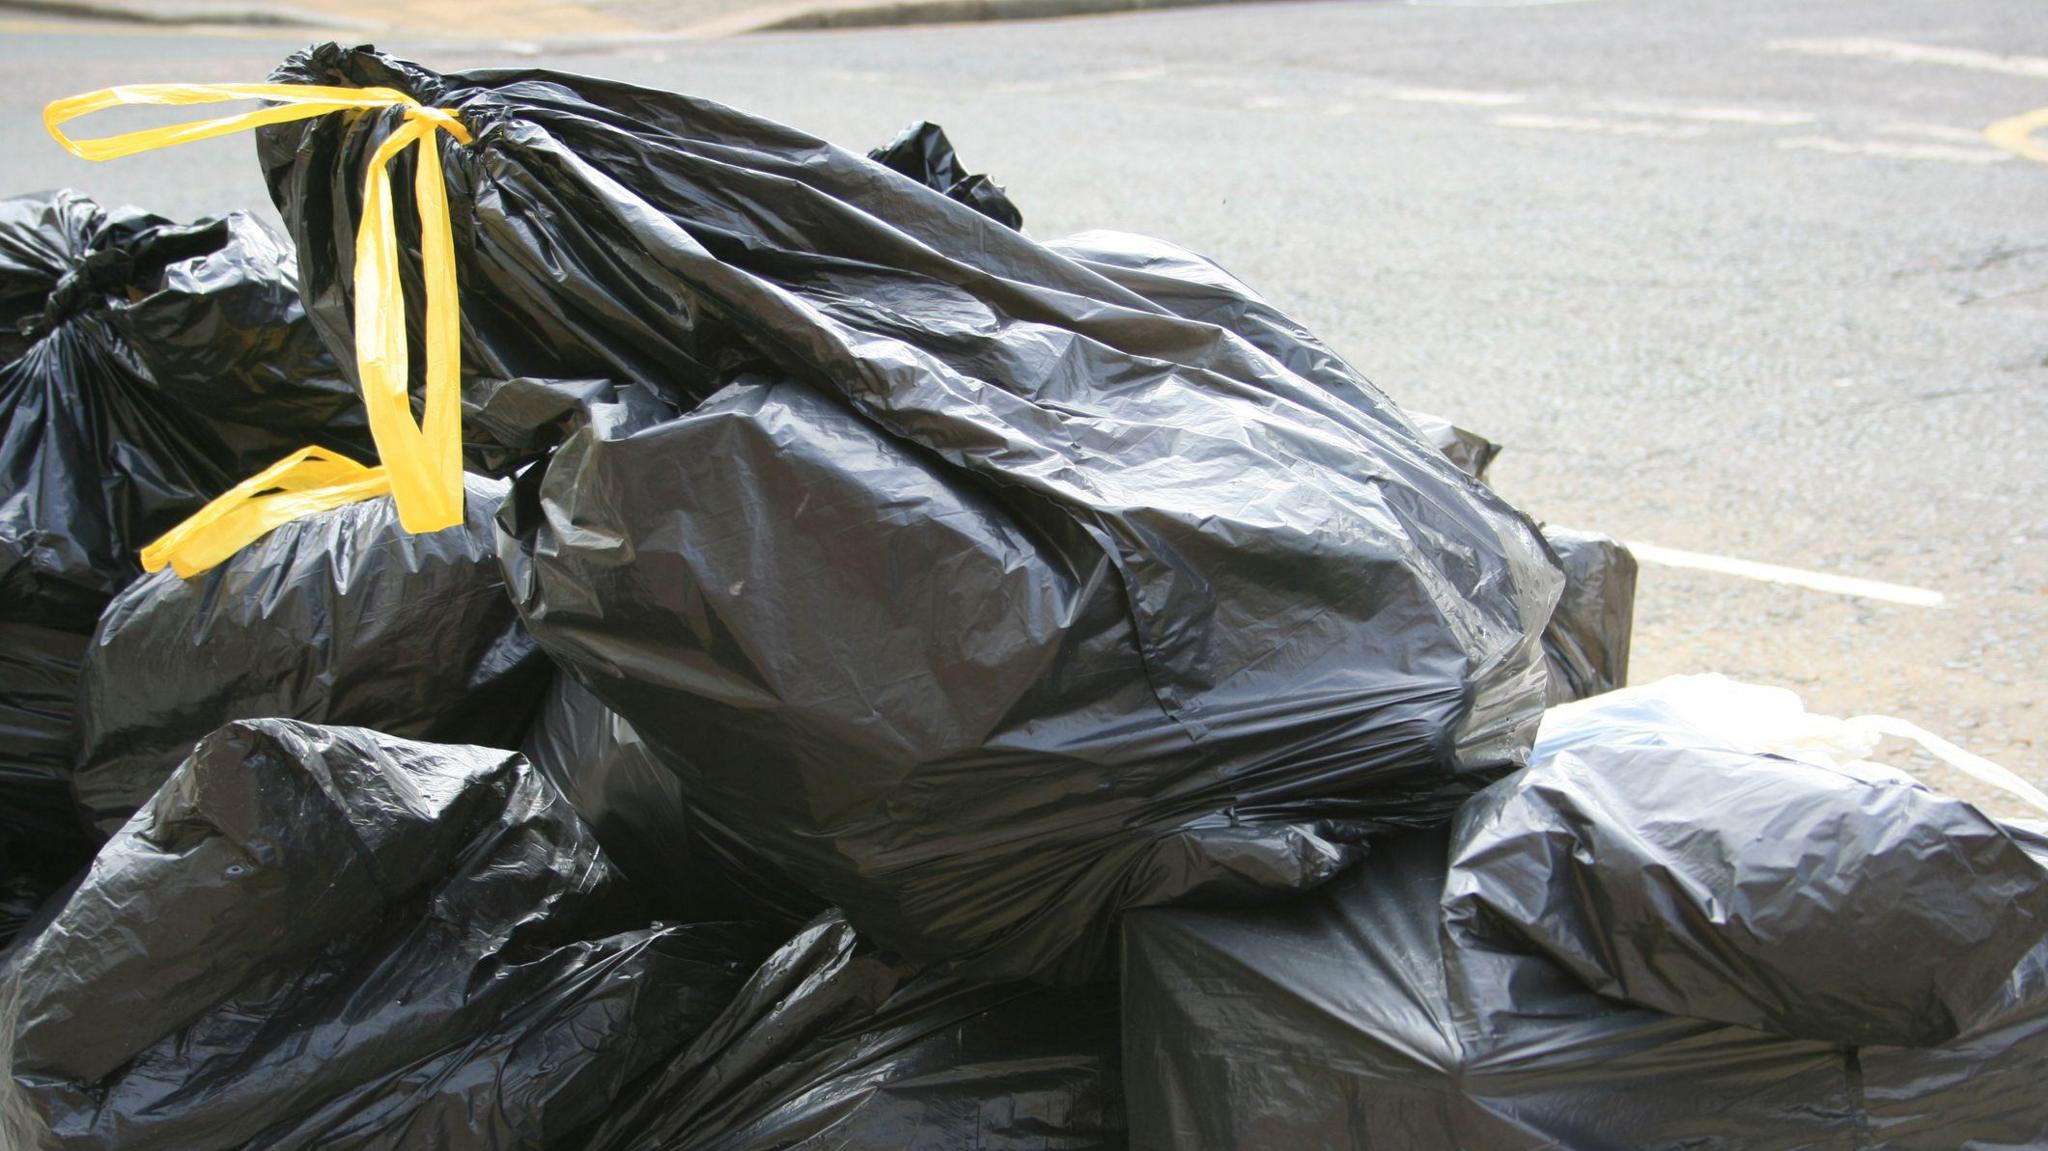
[1452,685,2048,1048]
[1125,827,2048,1151]
[576,911,1124,1151]
[0,719,773,1151]
[520,673,826,930]
[1537,525,1636,704]
[72,475,551,834]
[0,190,365,945]
[1124,690,2048,1150]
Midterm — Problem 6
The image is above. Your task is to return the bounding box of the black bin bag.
[72,475,551,834]
[1123,728,2048,1149]
[0,719,774,1150]
[262,45,1561,982]
[1536,525,1636,703]
[577,910,1124,1151]
[520,673,826,929]
[1449,691,2048,1048]
[0,190,365,946]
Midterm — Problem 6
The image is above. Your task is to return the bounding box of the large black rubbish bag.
[71,475,550,834]
[1536,525,1636,703]
[0,190,363,946]
[576,911,1124,1151]
[1123,821,2048,1151]
[1455,683,2048,1048]
[520,673,825,929]
[0,719,773,1151]
[257,45,1561,981]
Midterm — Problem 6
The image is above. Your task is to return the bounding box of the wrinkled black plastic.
[1124,718,2048,1148]
[0,190,364,943]
[0,623,88,881]
[1450,693,2048,1047]
[72,475,551,833]
[868,120,1023,229]
[1127,829,2048,1150]
[461,375,678,477]
[578,911,1123,1151]
[1407,409,1501,481]
[1537,525,1636,703]
[520,673,824,929]
[1035,230,1508,516]
[256,45,1559,981]
[0,719,772,1150]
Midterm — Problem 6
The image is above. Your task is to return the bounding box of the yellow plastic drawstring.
[45,83,473,575]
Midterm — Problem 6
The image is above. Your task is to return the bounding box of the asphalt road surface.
[4,0,2043,809]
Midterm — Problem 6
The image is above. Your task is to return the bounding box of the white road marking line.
[1603,100,1815,126]
[1877,121,1989,145]
[1629,543,1947,608]
[1776,135,2011,164]
[1492,113,1710,139]
[1673,105,1815,126]
[1243,95,1290,110]
[987,66,1167,95]
[1768,37,2048,79]
[1406,0,1603,6]
[1387,87,1527,107]
[1494,113,1604,131]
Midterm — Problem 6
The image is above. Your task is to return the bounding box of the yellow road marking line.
[1985,107,2048,165]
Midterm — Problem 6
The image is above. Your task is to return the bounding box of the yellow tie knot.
[44,81,473,575]
[403,102,472,145]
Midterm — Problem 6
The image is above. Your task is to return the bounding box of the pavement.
[0,0,1279,42]
[3,0,2045,812]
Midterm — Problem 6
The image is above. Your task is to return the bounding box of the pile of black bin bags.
[0,189,370,947]
[271,44,1564,985]
[1,40,2039,1151]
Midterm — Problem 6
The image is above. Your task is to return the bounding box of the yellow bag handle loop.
[138,447,392,578]
[45,82,474,575]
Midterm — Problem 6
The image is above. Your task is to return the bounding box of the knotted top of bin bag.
[0,190,365,624]
[259,44,1561,982]
[0,719,774,1150]
[1443,707,2048,1048]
